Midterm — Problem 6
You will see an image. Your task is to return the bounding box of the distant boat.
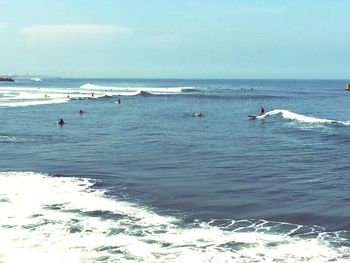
[0,76,14,82]
[345,84,350,91]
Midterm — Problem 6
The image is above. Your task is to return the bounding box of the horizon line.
[4,75,349,81]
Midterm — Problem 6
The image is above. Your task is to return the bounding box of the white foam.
[258,109,350,125]
[0,87,97,96]
[80,83,195,94]
[30,78,42,82]
[0,171,349,263]
[0,85,158,107]
[0,98,70,107]
[0,88,89,108]
[0,82,196,107]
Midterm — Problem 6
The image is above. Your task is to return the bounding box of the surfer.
[259,106,265,115]
[117,99,121,104]
[248,106,266,120]
[79,109,84,114]
[58,118,65,125]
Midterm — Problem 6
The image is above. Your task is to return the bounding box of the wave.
[0,135,17,143]
[0,98,70,107]
[257,109,350,126]
[0,83,172,107]
[1,171,349,263]
[0,86,146,107]
[80,83,197,94]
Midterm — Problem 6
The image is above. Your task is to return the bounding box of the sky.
[1,0,350,78]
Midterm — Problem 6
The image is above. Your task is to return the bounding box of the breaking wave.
[0,83,196,107]
[80,83,196,94]
[0,98,70,107]
[257,109,350,126]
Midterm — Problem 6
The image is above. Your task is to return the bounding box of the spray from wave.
[1,171,349,263]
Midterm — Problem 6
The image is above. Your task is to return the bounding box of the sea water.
[1,78,350,262]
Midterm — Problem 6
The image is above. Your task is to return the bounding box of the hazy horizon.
[3,75,350,81]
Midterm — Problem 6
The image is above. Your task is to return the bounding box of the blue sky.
[1,0,350,78]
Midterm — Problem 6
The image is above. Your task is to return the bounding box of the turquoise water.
[1,78,350,262]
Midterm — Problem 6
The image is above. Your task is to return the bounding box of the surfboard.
[248,113,268,120]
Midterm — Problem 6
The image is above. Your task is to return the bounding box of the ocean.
[0,78,350,262]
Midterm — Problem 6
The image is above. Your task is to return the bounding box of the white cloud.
[20,24,133,44]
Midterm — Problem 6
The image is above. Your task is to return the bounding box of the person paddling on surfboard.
[259,106,265,115]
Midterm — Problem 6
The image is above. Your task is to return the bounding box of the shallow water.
[1,78,350,262]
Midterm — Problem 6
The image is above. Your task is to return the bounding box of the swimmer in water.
[58,118,65,125]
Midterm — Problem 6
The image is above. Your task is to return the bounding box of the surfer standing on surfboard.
[247,106,266,119]
[259,106,265,115]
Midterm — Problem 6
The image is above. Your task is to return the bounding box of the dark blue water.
[1,78,350,262]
